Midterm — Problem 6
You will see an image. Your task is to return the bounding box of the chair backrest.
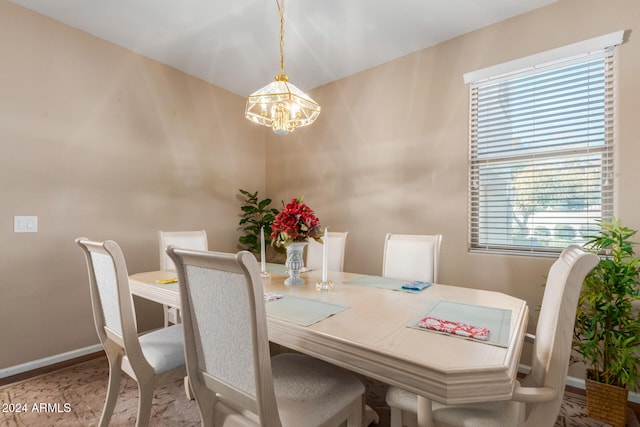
[306,231,349,272]
[523,245,599,426]
[158,230,208,270]
[76,238,146,364]
[382,233,442,282]
[168,247,281,426]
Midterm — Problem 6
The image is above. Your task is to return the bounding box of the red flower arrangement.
[270,197,323,248]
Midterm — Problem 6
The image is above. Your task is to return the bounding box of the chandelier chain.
[276,0,285,74]
[244,0,320,134]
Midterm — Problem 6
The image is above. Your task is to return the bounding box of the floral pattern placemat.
[408,300,512,347]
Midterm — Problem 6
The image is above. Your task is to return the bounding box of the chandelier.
[245,0,320,135]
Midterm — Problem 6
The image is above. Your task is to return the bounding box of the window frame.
[465,32,623,256]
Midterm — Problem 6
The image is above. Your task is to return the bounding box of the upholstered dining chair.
[158,229,208,326]
[385,245,599,427]
[382,233,443,282]
[306,231,349,272]
[167,246,365,427]
[76,238,186,427]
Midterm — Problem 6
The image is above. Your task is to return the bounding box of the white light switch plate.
[14,216,38,233]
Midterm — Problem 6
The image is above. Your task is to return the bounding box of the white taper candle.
[260,226,266,273]
[322,227,329,282]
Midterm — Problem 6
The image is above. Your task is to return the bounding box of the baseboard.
[519,363,640,404]
[0,344,103,379]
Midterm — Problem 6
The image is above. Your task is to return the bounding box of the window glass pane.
[472,155,605,248]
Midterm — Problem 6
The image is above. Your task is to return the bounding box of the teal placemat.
[149,280,179,293]
[266,263,288,275]
[265,295,348,326]
[344,275,431,292]
[409,300,512,347]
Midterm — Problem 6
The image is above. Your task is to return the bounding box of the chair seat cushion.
[431,401,520,427]
[271,353,364,426]
[138,324,185,373]
[386,386,420,413]
[386,385,521,427]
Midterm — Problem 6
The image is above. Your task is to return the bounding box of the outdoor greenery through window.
[467,34,620,255]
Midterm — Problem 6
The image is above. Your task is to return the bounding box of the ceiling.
[10,0,557,97]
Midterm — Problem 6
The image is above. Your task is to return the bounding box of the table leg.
[417,396,434,427]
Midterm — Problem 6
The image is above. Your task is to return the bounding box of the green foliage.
[237,189,279,255]
[573,217,640,392]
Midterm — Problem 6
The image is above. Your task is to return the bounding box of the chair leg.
[198,399,215,427]
[99,359,122,427]
[135,381,155,427]
[362,404,380,426]
[389,407,403,427]
[346,397,363,427]
[171,307,182,324]
[162,304,170,327]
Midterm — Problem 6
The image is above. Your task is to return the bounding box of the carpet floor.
[0,356,636,426]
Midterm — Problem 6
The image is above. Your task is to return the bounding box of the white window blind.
[468,35,620,255]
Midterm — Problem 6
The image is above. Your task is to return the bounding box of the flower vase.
[285,241,307,285]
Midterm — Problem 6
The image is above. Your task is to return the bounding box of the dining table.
[129,264,529,427]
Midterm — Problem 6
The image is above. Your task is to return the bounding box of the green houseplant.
[237,189,279,256]
[573,217,640,426]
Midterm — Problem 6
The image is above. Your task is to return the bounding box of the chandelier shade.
[244,0,320,135]
[245,73,320,135]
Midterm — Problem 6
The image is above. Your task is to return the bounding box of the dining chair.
[167,246,365,427]
[382,233,443,282]
[306,231,349,272]
[385,244,599,427]
[76,237,186,427]
[158,229,208,326]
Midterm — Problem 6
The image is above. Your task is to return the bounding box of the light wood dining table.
[129,265,528,427]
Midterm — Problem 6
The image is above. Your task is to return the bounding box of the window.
[466,32,623,255]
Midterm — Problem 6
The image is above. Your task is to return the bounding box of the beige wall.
[0,1,266,368]
[3,0,640,374]
[266,0,640,354]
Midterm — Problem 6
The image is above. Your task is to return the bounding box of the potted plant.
[572,217,640,427]
[237,189,279,256]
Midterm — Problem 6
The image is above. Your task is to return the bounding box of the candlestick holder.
[315,279,333,292]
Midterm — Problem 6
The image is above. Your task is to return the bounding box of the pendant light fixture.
[245,0,320,135]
